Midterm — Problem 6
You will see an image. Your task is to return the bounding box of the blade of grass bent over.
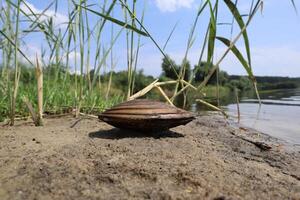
[0,30,33,65]
[77,4,149,37]
[224,0,252,68]
[216,36,253,78]
[197,0,262,103]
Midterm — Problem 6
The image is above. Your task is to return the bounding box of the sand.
[0,114,300,200]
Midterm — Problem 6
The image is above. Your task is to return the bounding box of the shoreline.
[1,114,299,199]
[221,112,300,151]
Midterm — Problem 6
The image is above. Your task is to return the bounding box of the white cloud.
[67,51,80,62]
[19,44,84,75]
[18,43,41,65]
[155,0,195,12]
[20,1,68,29]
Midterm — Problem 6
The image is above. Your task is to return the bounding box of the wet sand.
[0,114,299,199]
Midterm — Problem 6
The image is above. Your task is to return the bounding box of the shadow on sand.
[88,128,184,139]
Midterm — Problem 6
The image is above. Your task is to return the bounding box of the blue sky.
[10,0,300,77]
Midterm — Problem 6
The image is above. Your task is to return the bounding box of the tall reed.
[10,0,21,125]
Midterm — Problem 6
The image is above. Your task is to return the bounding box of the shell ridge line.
[98,99,195,131]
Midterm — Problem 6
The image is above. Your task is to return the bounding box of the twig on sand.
[70,118,84,128]
[70,113,98,128]
[1,116,31,126]
[79,112,98,119]
[230,130,272,151]
[44,113,72,118]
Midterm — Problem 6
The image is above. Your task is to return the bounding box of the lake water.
[194,88,300,145]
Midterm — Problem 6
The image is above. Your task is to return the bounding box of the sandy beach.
[0,114,299,200]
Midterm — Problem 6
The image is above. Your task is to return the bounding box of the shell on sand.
[98,99,195,132]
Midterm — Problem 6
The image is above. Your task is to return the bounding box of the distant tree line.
[159,55,300,91]
[229,75,299,90]
[1,58,299,97]
[159,55,253,92]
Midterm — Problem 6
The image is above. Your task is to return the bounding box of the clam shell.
[98,99,195,132]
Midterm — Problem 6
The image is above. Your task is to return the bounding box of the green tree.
[161,55,191,81]
[161,55,179,80]
[226,76,252,91]
[194,62,212,84]
[193,62,228,85]
[181,59,191,81]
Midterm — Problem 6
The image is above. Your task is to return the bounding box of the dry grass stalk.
[75,100,83,118]
[170,79,199,102]
[235,88,240,123]
[196,99,228,118]
[128,79,159,100]
[154,86,174,106]
[129,79,197,105]
[22,96,38,125]
[79,112,98,119]
[35,56,43,126]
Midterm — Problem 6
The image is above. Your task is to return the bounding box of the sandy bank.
[0,114,299,199]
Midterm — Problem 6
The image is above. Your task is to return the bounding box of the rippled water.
[192,88,300,145]
[225,89,300,145]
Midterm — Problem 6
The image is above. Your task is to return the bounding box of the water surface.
[194,88,300,145]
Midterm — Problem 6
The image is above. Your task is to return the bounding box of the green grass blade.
[163,21,179,51]
[206,1,217,66]
[0,29,33,65]
[290,0,298,14]
[98,0,116,33]
[197,0,209,16]
[224,0,252,68]
[131,0,146,94]
[91,28,124,87]
[118,0,179,79]
[77,4,149,37]
[216,36,254,79]
[9,0,58,44]
[25,0,55,29]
